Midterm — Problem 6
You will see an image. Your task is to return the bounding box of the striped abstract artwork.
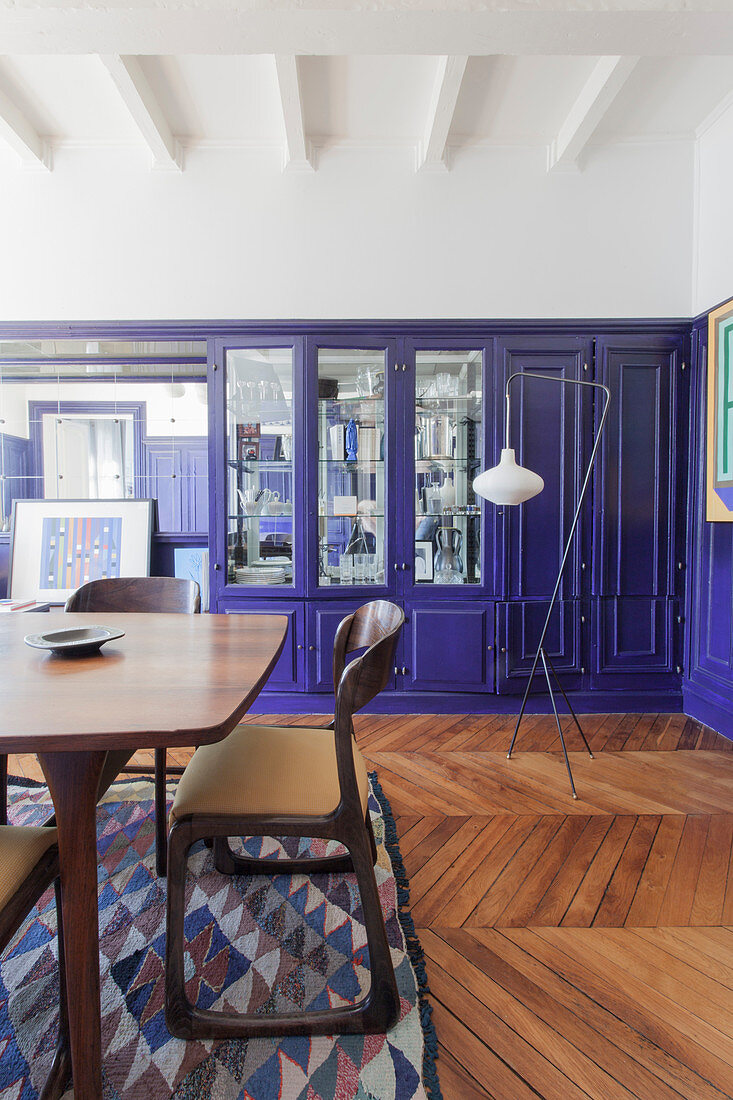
[40,515,122,589]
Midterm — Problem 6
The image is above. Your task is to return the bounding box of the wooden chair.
[65,576,201,877]
[0,825,70,1098]
[165,599,404,1040]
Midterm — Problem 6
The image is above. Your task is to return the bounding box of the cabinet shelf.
[319,512,386,519]
[416,395,481,407]
[319,396,383,406]
[319,458,384,467]
[227,459,293,471]
[228,513,293,522]
[415,510,481,519]
[415,459,481,470]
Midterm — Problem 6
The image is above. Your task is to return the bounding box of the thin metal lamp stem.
[503,371,611,798]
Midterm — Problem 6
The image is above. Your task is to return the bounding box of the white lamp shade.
[472,448,544,506]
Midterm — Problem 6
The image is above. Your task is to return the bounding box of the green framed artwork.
[707,296,733,521]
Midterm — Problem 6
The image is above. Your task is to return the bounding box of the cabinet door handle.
[402,562,410,571]
[213,563,221,571]
[401,666,409,675]
[309,645,315,651]
[297,644,303,650]
[501,647,507,653]
[394,666,400,676]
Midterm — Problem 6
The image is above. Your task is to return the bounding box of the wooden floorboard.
[7,712,733,1099]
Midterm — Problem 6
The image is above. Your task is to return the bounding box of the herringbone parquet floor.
[9,712,733,1099]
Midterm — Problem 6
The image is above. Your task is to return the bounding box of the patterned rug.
[1,775,441,1100]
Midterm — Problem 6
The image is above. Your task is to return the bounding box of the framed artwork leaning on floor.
[9,498,154,603]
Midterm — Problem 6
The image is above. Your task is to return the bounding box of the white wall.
[0,140,694,321]
[694,96,733,316]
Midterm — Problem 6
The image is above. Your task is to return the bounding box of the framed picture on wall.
[707,296,733,521]
[414,540,434,581]
[9,498,154,603]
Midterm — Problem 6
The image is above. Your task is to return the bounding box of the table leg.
[38,750,107,1100]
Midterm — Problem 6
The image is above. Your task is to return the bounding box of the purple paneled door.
[222,601,305,691]
[592,335,686,689]
[495,336,593,603]
[403,604,494,692]
[496,600,584,695]
[591,597,679,691]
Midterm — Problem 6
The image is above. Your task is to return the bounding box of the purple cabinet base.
[247,687,683,715]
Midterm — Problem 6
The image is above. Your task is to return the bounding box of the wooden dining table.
[0,610,287,1100]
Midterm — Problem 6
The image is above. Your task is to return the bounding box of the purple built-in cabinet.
[208,324,688,713]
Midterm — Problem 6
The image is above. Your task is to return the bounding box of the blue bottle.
[345,418,358,461]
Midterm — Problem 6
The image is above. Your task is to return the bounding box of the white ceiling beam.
[98,54,182,170]
[0,83,50,170]
[274,55,314,173]
[2,5,733,56]
[548,55,639,171]
[417,55,468,172]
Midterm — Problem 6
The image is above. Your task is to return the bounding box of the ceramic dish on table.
[24,625,125,657]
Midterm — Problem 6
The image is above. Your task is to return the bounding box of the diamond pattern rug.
[1,774,441,1100]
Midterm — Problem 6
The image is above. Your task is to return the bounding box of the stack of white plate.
[235,565,288,585]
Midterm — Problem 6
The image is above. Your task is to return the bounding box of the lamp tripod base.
[506,647,593,799]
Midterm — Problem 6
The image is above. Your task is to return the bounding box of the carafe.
[434,527,464,584]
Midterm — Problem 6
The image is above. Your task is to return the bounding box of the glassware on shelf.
[414,350,483,585]
[226,347,295,585]
[318,348,387,587]
[434,526,464,584]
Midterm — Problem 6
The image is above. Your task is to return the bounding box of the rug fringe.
[7,775,47,789]
[369,772,443,1100]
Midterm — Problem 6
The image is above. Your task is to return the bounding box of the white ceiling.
[0,2,731,171]
[0,53,731,162]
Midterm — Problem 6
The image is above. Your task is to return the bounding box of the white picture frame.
[9,498,154,604]
[414,540,434,581]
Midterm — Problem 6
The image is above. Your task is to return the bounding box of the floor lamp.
[473,372,611,798]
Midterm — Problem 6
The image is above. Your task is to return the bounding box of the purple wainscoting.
[683,320,733,740]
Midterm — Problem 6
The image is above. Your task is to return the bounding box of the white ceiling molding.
[696,87,733,139]
[0,82,51,170]
[2,4,733,56]
[417,55,468,172]
[274,55,315,173]
[548,55,639,171]
[98,54,182,170]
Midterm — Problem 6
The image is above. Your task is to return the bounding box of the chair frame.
[165,599,404,1040]
[63,576,200,878]
[0,839,70,1100]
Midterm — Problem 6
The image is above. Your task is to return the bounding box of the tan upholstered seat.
[0,826,58,911]
[171,725,370,821]
[166,601,405,1041]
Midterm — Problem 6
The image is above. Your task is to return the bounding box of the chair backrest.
[333,600,404,719]
[65,576,200,614]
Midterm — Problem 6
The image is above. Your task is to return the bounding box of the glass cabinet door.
[316,349,387,587]
[412,350,484,586]
[225,347,295,588]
